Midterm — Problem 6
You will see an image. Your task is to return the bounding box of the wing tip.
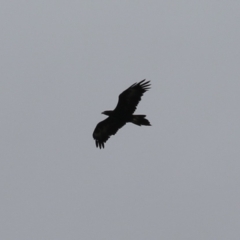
[130,79,151,90]
[95,140,105,149]
[139,79,151,91]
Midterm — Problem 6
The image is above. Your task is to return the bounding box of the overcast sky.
[1,1,240,239]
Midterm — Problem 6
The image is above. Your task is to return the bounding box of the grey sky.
[1,1,240,239]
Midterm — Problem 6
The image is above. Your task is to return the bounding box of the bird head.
[101,110,112,116]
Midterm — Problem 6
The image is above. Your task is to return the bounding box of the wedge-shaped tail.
[131,115,151,126]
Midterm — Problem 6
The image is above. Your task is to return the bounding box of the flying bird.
[93,79,151,149]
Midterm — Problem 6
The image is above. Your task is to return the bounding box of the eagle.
[93,79,151,149]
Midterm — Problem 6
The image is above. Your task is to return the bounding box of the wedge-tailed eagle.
[93,79,151,149]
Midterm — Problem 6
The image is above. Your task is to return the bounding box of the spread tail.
[131,115,151,126]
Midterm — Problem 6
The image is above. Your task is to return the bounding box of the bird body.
[93,79,151,149]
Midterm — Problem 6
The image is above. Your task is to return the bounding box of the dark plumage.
[93,79,151,149]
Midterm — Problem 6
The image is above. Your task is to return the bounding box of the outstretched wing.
[113,79,151,116]
[93,117,126,149]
